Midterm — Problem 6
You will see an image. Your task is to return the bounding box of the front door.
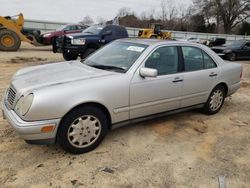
[130,46,183,119]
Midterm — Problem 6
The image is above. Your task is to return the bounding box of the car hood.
[212,45,241,50]
[66,32,99,39]
[11,61,114,93]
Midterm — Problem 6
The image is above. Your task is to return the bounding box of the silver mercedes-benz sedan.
[2,39,242,154]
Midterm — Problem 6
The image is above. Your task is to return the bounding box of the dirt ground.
[0,43,249,188]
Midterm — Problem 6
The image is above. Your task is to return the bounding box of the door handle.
[209,72,218,77]
[172,77,183,83]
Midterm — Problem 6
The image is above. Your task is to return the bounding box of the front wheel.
[227,53,236,61]
[203,85,226,115]
[0,29,21,51]
[63,51,78,61]
[57,106,108,154]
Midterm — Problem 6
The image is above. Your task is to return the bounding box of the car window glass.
[70,26,76,30]
[245,42,250,48]
[182,47,204,71]
[145,46,178,75]
[203,52,217,69]
[63,26,70,31]
[84,41,148,72]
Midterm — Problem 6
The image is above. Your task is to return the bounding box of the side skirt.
[111,104,205,130]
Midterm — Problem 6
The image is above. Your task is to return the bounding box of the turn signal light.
[41,125,55,133]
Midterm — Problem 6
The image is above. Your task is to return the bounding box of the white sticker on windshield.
[127,46,145,52]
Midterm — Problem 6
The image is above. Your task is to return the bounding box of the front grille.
[7,87,16,106]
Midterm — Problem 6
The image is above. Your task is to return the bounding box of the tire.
[52,37,57,53]
[57,106,108,154]
[63,51,78,61]
[81,48,96,59]
[227,53,236,61]
[0,29,21,51]
[150,35,157,39]
[203,85,226,115]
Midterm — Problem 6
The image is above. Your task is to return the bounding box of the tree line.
[80,0,250,35]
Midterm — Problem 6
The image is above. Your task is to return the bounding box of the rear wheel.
[203,85,226,115]
[57,106,108,154]
[0,29,21,51]
[63,51,78,61]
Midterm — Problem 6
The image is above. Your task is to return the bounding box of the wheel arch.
[214,82,229,96]
[59,102,112,130]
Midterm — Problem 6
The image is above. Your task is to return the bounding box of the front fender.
[23,74,131,124]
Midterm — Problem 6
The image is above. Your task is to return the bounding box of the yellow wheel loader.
[0,13,42,51]
[138,23,172,40]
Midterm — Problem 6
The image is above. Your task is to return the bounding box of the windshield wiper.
[89,64,126,72]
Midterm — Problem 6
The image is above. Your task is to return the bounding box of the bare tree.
[160,0,177,29]
[160,0,167,23]
[193,0,250,33]
[96,16,106,25]
[80,16,94,26]
[117,7,133,17]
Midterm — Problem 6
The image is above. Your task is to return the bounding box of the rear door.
[180,46,219,107]
[130,46,183,119]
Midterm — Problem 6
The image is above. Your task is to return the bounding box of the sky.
[0,0,192,23]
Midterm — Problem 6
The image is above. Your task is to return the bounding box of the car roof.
[116,38,203,47]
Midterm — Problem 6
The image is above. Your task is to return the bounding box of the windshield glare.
[83,41,148,73]
[82,25,103,35]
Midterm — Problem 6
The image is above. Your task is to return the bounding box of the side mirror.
[140,67,158,78]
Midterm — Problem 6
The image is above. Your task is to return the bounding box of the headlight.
[15,93,34,116]
[43,33,52,38]
[223,49,232,53]
[71,38,85,45]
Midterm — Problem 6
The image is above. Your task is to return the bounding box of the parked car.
[179,37,202,43]
[2,39,242,154]
[53,24,128,61]
[212,40,250,61]
[206,38,226,47]
[41,24,88,45]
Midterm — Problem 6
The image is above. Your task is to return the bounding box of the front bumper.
[1,99,61,144]
[228,82,241,96]
[53,36,86,54]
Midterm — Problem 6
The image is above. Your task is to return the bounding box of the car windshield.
[224,41,244,48]
[82,41,148,73]
[82,25,103,35]
[56,25,67,31]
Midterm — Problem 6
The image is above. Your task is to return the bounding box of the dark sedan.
[212,40,250,61]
